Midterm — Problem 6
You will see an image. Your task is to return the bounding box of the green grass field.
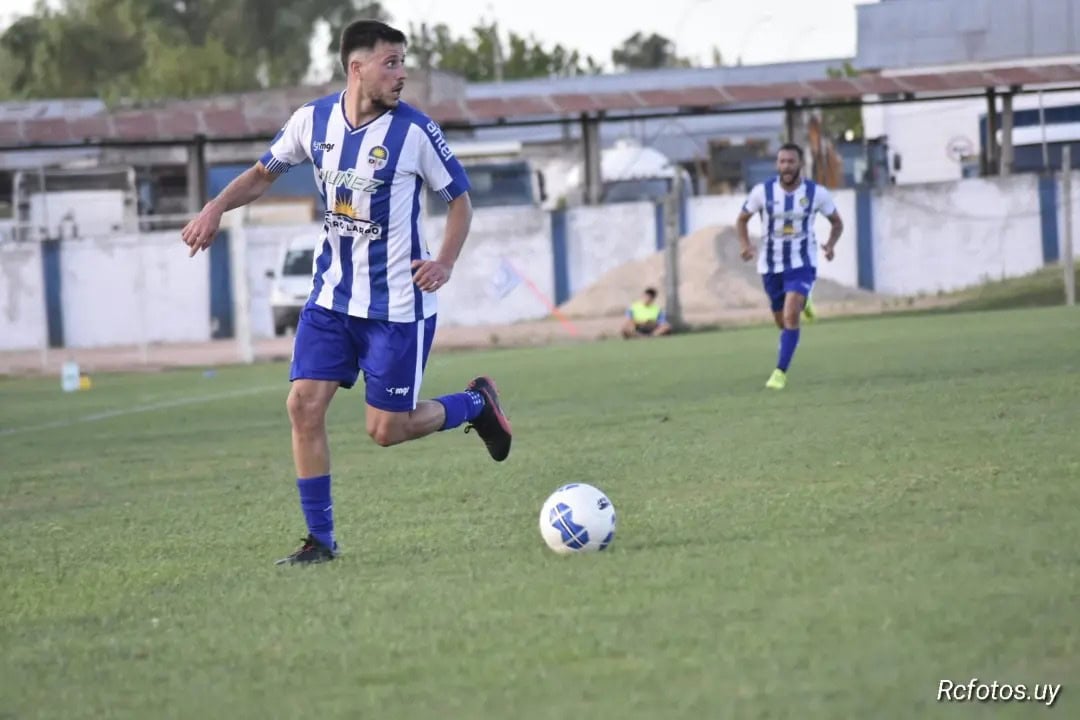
[2,306,1078,719]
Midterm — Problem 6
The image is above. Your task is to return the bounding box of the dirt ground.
[1,225,947,378]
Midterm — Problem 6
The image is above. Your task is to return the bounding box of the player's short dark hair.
[644,287,658,299]
[339,20,407,72]
[778,143,804,161]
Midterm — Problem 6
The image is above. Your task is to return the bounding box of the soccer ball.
[538,483,616,555]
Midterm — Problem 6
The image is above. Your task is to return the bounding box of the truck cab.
[424,141,546,214]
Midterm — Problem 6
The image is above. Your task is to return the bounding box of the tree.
[0,0,383,101]
[821,61,864,141]
[407,21,600,82]
[611,32,690,71]
[0,14,45,96]
[504,31,603,79]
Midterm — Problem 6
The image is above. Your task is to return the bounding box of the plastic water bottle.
[61,360,81,393]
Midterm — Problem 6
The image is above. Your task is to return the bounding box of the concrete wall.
[60,233,210,348]
[872,174,1045,295]
[0,241,46,351]
[855,0,1080,70]
[2,171,1076,351]
[565,202,656,296]
[424,206,555,327]
[1059,170,1080,263]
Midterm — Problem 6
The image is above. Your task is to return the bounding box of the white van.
[267,234,317,336]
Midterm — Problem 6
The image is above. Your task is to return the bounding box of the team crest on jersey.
[368,145,389,170]
[799,196,809,207]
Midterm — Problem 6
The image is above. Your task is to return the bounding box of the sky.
[3,0,875,75]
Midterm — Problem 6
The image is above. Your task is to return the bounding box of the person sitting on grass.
[621,287,672,339]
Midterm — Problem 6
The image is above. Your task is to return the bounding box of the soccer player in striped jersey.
[735,143,844,390]
[181,20,512,565]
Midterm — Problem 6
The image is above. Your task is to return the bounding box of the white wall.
[872,174,1045,295]
[424,206,555,327]
[565,202,656,296]
[687,189,859,288]
[0,241,46,352]
[687,193,748,235]
[820,190,858,288]
[60,233,210,348]
[1058,170,1080,263]
[1,171,1072,351]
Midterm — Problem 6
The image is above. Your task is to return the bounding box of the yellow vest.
[630,301,660,324]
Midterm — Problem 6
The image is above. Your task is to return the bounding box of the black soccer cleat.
[274,534,338,566]
[465,376,512,462]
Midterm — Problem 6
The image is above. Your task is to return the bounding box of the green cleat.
[765,368,787,390]
[802,294,817,323]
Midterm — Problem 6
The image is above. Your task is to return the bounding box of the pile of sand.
[558,225,880,320]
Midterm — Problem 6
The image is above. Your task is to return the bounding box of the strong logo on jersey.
[425,121,454,161]
[328,198,382,239]
[770,200,810,236]
[318,167,384,194]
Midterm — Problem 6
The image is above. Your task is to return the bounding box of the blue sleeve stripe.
[260,153,292,174]
[437,176,469,203]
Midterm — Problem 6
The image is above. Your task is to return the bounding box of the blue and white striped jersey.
[742,177,836,275]
[260,92,470,322]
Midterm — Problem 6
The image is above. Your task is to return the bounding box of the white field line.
[0,385,281,438]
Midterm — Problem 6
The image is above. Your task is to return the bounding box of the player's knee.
[287,388,326,432]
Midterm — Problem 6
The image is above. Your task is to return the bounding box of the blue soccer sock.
[297,475,335,549]
[435,391,485,431]
[777,328,801,372]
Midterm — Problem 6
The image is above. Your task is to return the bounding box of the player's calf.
[365,402,447,447]
[781,294,804,329]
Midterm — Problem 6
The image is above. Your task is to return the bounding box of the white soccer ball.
[538,483,616,555]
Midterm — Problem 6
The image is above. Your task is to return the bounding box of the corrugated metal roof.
[465,58,851,98]
[0,98,106,122]
[2,62,1079,147]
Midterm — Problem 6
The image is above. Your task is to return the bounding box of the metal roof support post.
[784,100,797,144]
[984,87,998,176]
[581,113,603,205]
[999,87,1016,177]
[186,134,208,213]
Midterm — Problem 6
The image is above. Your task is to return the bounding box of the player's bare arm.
[823,211,843,261]
[412,191,473,292]
[181,162,279,257]
[735,209,756,261]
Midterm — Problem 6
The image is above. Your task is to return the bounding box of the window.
[282,249,314,276]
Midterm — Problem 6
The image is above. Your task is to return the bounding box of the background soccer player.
[735,143,844,390]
